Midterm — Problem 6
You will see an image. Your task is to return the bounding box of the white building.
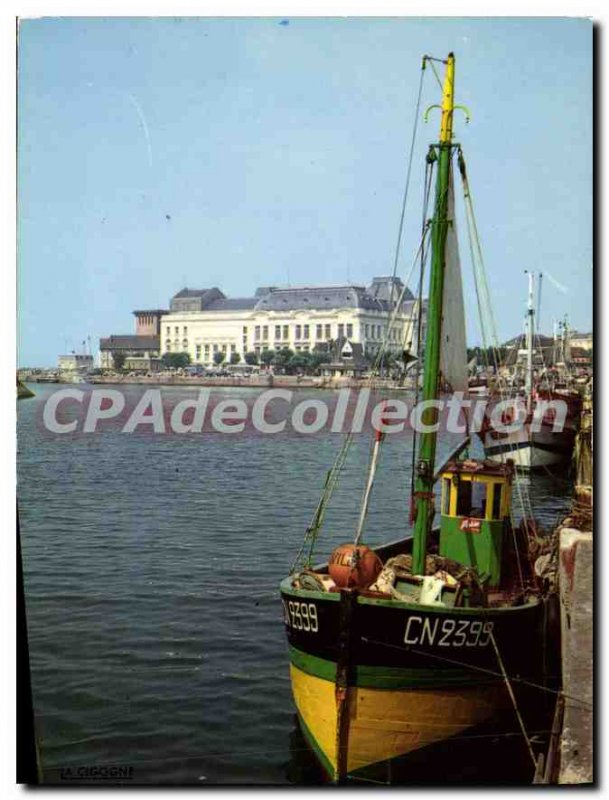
[57,354,94,372]
[161,277,424,366]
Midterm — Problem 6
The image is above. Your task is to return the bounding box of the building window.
[303,325,310,340]
[183,338,188,348]
[204,345,210,357]
[243,326,248,335]
[166,326,170,336]
[222,344,227,353]
[183,326,188,336]
[174,327,179,335]
[316,324,322,339]
[295,325,302,340]
[195,345,201,360]
[166,343,171,352]
[365,324,370,338]
[213,344,218,353]
[325,324,331,339]
[263,326,269,340]
[377,325,382,339]
[337,324,344,339]
[283,325,289,339]
[255,326,261,341]
[346,323,353,339]
[231,344,236,353]
[275,325,281,339]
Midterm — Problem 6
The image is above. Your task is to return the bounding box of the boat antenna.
[524,269,535,408]
[536,272,543,332]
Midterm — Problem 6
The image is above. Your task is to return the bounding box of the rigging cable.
[457,148,535,577]
[388,57,428,297]
[291,57,436,569]
[457,149,535,496]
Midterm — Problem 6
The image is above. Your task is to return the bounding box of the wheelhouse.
[438,459,514,587]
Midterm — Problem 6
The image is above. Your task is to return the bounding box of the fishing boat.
[480,273,582,470]
[280,53,558,783]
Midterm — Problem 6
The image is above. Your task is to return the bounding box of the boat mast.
[411,53,456,576]
[525,270,535,406]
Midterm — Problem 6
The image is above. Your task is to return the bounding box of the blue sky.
[17,16,592,366]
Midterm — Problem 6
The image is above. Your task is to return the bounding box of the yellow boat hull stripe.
[290,662,506,777]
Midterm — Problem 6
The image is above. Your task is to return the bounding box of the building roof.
[502,333,555,348]
[317,337,368,367]
[169,287,226,312]
[162,277,419,317]
[204,297,259,311]
[99,335,160,351]
[173,288,213,298]
[502,334,557,367]
[132,309,169,315]
[253,281,413,313]
[368,276,414,303]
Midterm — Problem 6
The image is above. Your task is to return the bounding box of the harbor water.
[18,384,573,784]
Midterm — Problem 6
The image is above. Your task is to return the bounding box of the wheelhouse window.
[492,484,503,519]
[442,478,451,515]
[456,480,488,519]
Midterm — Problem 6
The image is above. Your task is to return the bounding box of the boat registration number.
[282,600,319,633]
[404,615,494,648]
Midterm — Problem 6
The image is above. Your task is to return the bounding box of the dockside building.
[161,277,423,367]
[100,277,424,370]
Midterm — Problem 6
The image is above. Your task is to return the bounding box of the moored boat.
[480,274,582,471]
[280,53,558,782]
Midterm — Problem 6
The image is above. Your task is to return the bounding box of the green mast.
[412,53,457,575]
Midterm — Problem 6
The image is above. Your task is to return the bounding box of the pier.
[557,389,593,783]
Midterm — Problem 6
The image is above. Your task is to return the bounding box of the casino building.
[161,276,424,367]
[99,277,425,370]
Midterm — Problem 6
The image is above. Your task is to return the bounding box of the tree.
[111,351,126,371]
[244,351,259,365]
[259,349,275,367]
[162,352,192,369]
[229,351,241,365]
[310,350,331,374]
[272,348,294,370]
[288,353,309,374]
[466,346,507,368]
[213,351,226,366]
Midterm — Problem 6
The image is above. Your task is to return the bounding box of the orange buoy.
[328,544,383,589]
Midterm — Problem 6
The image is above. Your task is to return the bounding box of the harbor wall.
[558,389,593,784]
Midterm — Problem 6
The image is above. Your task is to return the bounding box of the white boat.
[479,274,581,471]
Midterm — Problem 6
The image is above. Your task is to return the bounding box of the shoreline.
[26,374,411,391]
